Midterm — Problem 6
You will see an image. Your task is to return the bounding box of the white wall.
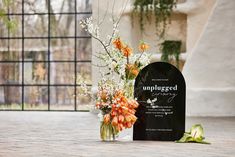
[183,0,235,116]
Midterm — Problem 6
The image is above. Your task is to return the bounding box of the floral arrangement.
[80,13,151,141]
[80,17,151,93]
[96,79,139,140]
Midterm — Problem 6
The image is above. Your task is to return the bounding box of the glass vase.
[100,122,118,141]
[124,80,134,98]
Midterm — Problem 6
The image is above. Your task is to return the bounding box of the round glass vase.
[124,80,134,98]
[100,122,118,141]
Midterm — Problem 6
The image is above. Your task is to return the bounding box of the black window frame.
[0,0,92,111]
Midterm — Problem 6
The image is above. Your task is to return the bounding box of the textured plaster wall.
[183,0,235,116]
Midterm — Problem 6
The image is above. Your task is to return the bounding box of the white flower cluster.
[80,17,100,38]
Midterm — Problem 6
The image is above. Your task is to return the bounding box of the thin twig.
[90,33,117,62]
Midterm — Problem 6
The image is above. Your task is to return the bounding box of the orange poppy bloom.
[113,37,123,51]
[122,45,133,57]
[139,42,149,52]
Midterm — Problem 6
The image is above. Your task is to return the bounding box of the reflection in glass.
[50,86,74,110]
[77,63,91,84]
[0,86,22,110]
[24,62,48,84]
[50,62,74,84]
[24,0,48,13]
[77,0,92,12]
[77,38,91,60]
[0,63,22,85]
[24,86,48,110]
[24,15,48,37]
[77,14,91,36]
[50,0,75,13]
[8,0,22,13]
[50,15,75,37]
[50,39,74,61]
[24,39,48,61]
[76,86,92,110]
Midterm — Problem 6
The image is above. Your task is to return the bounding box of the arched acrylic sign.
[133,62,186,141]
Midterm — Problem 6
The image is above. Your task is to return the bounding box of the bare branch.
[89,33,117,62]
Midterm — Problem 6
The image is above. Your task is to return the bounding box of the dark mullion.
[75,0,77,111]
[0,36,91,39]
[3,12,92,16]
[48,0,51,111]
[22,0,25,111]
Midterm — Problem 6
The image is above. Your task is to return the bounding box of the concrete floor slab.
[0,112,234,157]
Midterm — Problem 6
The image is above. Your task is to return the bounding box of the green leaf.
[176,124,210,144]
[190,124,204,139]
[176,133,191,143]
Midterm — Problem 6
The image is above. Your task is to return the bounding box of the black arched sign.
[133,62,186,141]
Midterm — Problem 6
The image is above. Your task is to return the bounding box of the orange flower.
[139,42,149,52]
[113,37,123,51]
[114,90,125,98]
[117,123,124,131]
[103,114,110,124]
[111,110,117,117]
[118,115,125,123]
[126,122,132,128]
[125,114,132,122]
[131,68,139,77]
[122,45,132,57]
[99,90,108,102]
[111,116,118,126]
[125,64,139,79]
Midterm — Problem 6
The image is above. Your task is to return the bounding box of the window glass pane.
[0,63,22,85]
[0,86,22,110]
[24,62,48,85]
[9,0,22,13]
[76,86,92,110]
[50,15,75,37]
[77,38,91,60]
[77,14,91,37]
[76,62,91,84]
[24,86,48,110]
[0,39,8,53]
[50,0,75,13]
[50,86,74,110]
[0,19,8,37]
[24,0,48,13]
[50,62,74,85]
[0,39,22,61]
[77,0,92,12]
[24,39,48,61]
[9,15,22,37]
[50,38,74,61]
[24,15,48,37]
[0,0,92,111]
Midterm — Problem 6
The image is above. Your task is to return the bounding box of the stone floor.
[0,112,234,157]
